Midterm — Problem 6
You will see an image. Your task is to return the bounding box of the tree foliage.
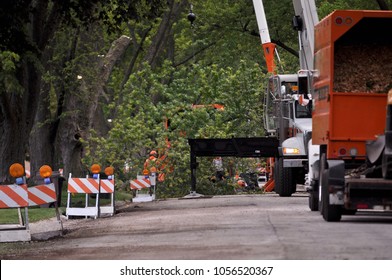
[1,0,390,194]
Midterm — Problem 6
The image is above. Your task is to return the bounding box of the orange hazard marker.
[91,164,101,174]
[39,165,53,178]
[9,163,24,178]
[104,166,114,176]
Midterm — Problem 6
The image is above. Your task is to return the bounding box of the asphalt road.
[2,191,392,260]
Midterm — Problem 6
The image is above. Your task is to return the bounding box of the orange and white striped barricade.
[99,176,115,216]
[28,183,63,237]
[0,184,31,242]
[66,173,100,219]
[130,176,155,202]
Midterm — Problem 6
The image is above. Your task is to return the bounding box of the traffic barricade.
[66,164,101,219]
[99,166,115,216]
[0,163,31,242]
[28,165,63,237]
[130,175,155,202]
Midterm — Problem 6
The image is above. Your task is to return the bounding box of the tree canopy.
[1,0,391,195]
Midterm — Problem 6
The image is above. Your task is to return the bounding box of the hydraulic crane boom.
[253,0,318,73]
[252,0,278,73]
[252,0,318,197]
[292,0,319,70]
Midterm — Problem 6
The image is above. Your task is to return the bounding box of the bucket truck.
[254,1,392,222]
[308,10,392,221]
[252,0,318,196]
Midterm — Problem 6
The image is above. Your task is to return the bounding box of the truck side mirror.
[298,73,309,95]
[281,85,286,95]
[292,15,303,31]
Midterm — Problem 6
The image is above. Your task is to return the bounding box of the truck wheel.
[382,152,392,179]
[274,158,282,194]
[309,190,319,211]
[308,179,319,211]
[308,191,318,211]
[342,209,357,215]
[318,151,327,215]
[321,170,342,222]
[280,168,295,197]
[276,158,296,197]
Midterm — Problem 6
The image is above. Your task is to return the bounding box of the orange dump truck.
[308,10,392,221]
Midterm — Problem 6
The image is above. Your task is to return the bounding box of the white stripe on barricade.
[99,177,115,216]
[0,184,31,242]
[130,178,151,190]
[100,178,115,193]
[0,184,29,208]
[66,174,100,219]
[130,178,155,203]
[28,183,56,206]
[68,178,100,194]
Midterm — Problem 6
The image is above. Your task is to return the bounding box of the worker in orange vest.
[144,150,159,195]
[144,150,158,174]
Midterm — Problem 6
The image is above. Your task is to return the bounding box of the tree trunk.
[54,34,131,178]
[144,0,188,69]
[88,35,131,133]
[0,91,26,183]
[376,0,390,10]
[29,81,55,182]
[0,0,65,183]
[56,102,86,178]
[0,1,133,182]
[0,56,43,183]
[120,25,151,92]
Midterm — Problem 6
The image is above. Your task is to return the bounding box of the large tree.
[1,0,390,186]
[0,0,168,182]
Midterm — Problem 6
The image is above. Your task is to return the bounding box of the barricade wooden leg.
[95,193,99,219]
[18,208,24,225]
[85,193,89,219]
[24,207,29,230]
[66,192,71,220]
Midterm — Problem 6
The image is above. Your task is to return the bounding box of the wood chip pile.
[334,44,392,93]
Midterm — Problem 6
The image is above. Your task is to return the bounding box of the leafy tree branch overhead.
[1,0,390,194]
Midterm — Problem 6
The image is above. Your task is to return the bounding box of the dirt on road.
[1,194,294,259]
[2,192,392,260]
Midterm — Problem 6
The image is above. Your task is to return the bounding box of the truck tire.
[308,190,318,211]
[275,158,296,197]
[321,170,342,222]
[382,152,392,179]
[308,180,319,211]
[342,209,357,215]
[274,158,282,194]
[318,150,327,214]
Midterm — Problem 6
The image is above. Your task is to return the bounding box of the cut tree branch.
[249,30,299,58]
[376,0,390,10]
[174,41,217,67]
